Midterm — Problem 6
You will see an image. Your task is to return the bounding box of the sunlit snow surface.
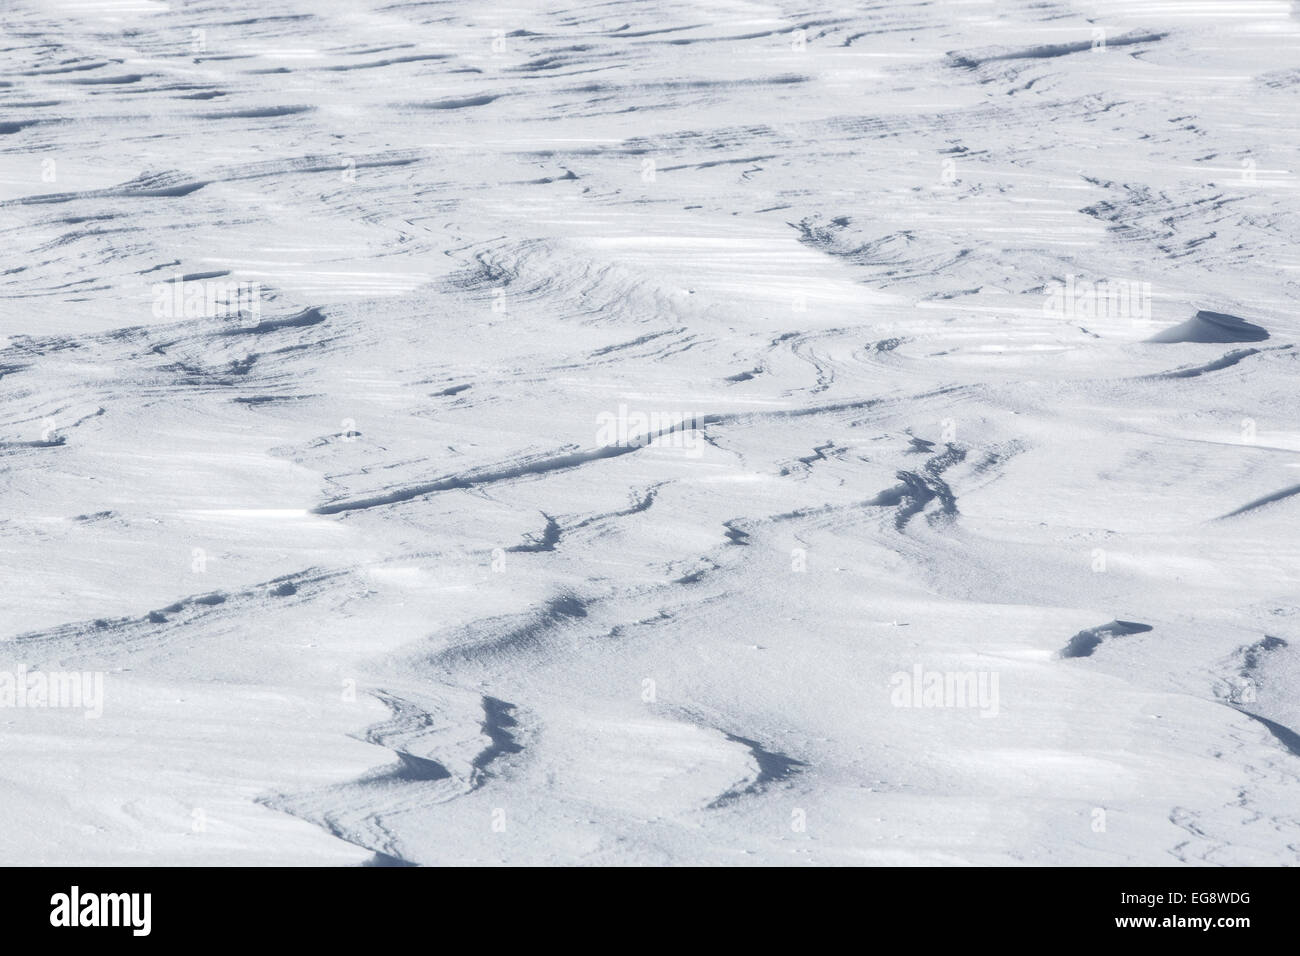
[1,0,1299,865]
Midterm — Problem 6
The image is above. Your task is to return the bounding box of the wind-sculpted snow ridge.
[1060,621,1154,660]
[1148,311,1271,344]
[2,0,1300,866]
[946,31,1168,70]
[8,568,349,666]
[1216,484,1300,520]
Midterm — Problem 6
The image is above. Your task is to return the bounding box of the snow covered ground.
[1,0,1298,865]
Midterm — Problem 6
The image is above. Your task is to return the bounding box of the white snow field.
[1,0,1298,865]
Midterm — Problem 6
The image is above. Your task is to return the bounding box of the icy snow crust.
[1,0,1298,865]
